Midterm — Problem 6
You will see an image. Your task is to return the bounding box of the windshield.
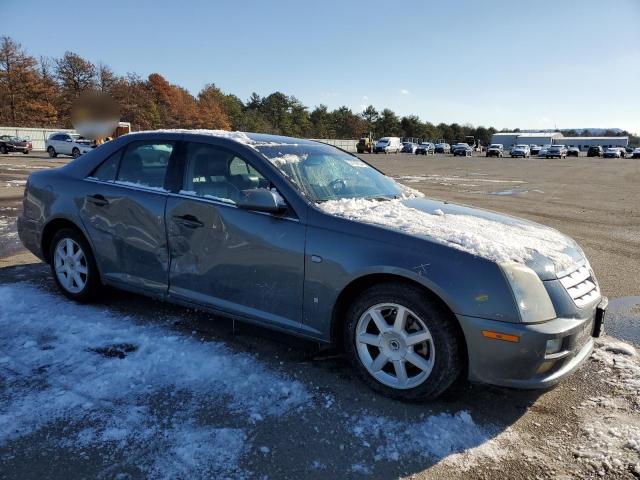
[256,144,402,202]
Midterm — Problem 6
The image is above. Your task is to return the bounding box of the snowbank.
[319,197,577,271]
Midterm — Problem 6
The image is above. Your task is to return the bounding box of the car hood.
[402,198,584,279]
[320,196,585,280]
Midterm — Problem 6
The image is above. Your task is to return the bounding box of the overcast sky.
[5,0,640,133]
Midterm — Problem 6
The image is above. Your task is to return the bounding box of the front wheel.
[72,147,81,158]
[47,146,57,158]
[22,150,29,154]
[49,228,101,302]
[0,145,7,154]
[344,282,463,400]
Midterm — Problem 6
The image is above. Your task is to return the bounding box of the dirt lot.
[0,150,639,479]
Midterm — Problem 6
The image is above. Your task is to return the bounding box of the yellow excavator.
[357,132,374,153]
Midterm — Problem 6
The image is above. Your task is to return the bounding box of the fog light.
[545,338,563,355]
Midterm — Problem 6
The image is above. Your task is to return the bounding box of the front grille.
[559,265,600,308]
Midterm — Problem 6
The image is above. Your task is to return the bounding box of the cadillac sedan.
[18,130,607,400]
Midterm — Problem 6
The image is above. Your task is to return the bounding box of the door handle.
[87,194,109,206]
[172,214,204,229]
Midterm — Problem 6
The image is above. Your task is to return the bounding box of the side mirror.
[66,138,72,142]
[237,188,286,214]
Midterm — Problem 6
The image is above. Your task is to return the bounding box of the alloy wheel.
[355,303,435,389]
[54,238,88,294]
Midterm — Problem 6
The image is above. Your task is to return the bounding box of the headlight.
[500,262,556,323]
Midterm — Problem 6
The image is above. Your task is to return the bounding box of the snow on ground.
[0,216,17,239]
[0,283,309,478]
[318,197,577,271]
[350,410,517,471]
[572,337,640,476]
[0,282,519,477]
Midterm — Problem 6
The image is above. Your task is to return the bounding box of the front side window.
[182,142,269,204]
[116,141,173,190]
[256,144,402,203]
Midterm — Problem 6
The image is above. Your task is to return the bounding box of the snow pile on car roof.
[0,283,309,478]
[138,129,298,148]
[318,197,577,271]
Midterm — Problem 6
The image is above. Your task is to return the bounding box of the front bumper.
[457,297,606,388]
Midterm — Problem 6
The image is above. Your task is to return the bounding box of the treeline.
[0,36,634,145]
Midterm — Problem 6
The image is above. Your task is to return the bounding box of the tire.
[47,146,57,158]
[344,282,463,401]
[49,228,101,302]
[72,147,81,159]
[0,145,6,154]
[22,150,29,154]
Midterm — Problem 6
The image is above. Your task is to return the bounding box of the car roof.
[126,129,318,148]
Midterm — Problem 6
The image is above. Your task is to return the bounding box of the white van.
[374,137,402,154]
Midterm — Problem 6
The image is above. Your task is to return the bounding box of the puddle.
[605,296,640,346]
[490,189,527,196]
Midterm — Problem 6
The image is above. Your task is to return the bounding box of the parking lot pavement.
[0,150,639,479]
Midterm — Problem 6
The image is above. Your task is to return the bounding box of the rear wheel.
[49,228,101,302]
[47,146,57,158]
[0,145,7,154]
[344,282,463,400]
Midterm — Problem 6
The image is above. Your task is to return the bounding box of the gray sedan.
[18,130,607,400]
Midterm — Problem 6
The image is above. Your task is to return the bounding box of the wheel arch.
[330,273,467,360]
[41,217,90,264]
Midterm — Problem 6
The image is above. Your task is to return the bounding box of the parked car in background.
[485,144,504,157]
[567,147,580,157]
[546,145,567,159]
[603,147,622,158]
[415,142,435,155]
[401,142,418,154]
[587,146,603,157]
[529,145,541,155]
[374,137,402,154]
[452,143,472,156]
[0,135,33,154]
[510,144,531,158]
[631,147,640,159]
[538,144,552,157]
[434,143,450,154]
[17,130,607,400]
[46,133,95,158]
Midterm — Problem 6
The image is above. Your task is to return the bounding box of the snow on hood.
[318,196,581,275]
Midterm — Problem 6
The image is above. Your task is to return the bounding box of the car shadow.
[0,263,544,479]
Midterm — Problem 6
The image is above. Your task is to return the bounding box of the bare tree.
[0,36,39,125]
[55,51,96,96]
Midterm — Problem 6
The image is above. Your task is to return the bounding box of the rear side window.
[116,142,174,190]
[90,151,121,182]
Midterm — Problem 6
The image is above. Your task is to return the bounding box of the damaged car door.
[165,141,308,332]
[80,140,175,295]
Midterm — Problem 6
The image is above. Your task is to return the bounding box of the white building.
[491,132,562,148]
[558,137,628,149]
[490,132,628,150]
